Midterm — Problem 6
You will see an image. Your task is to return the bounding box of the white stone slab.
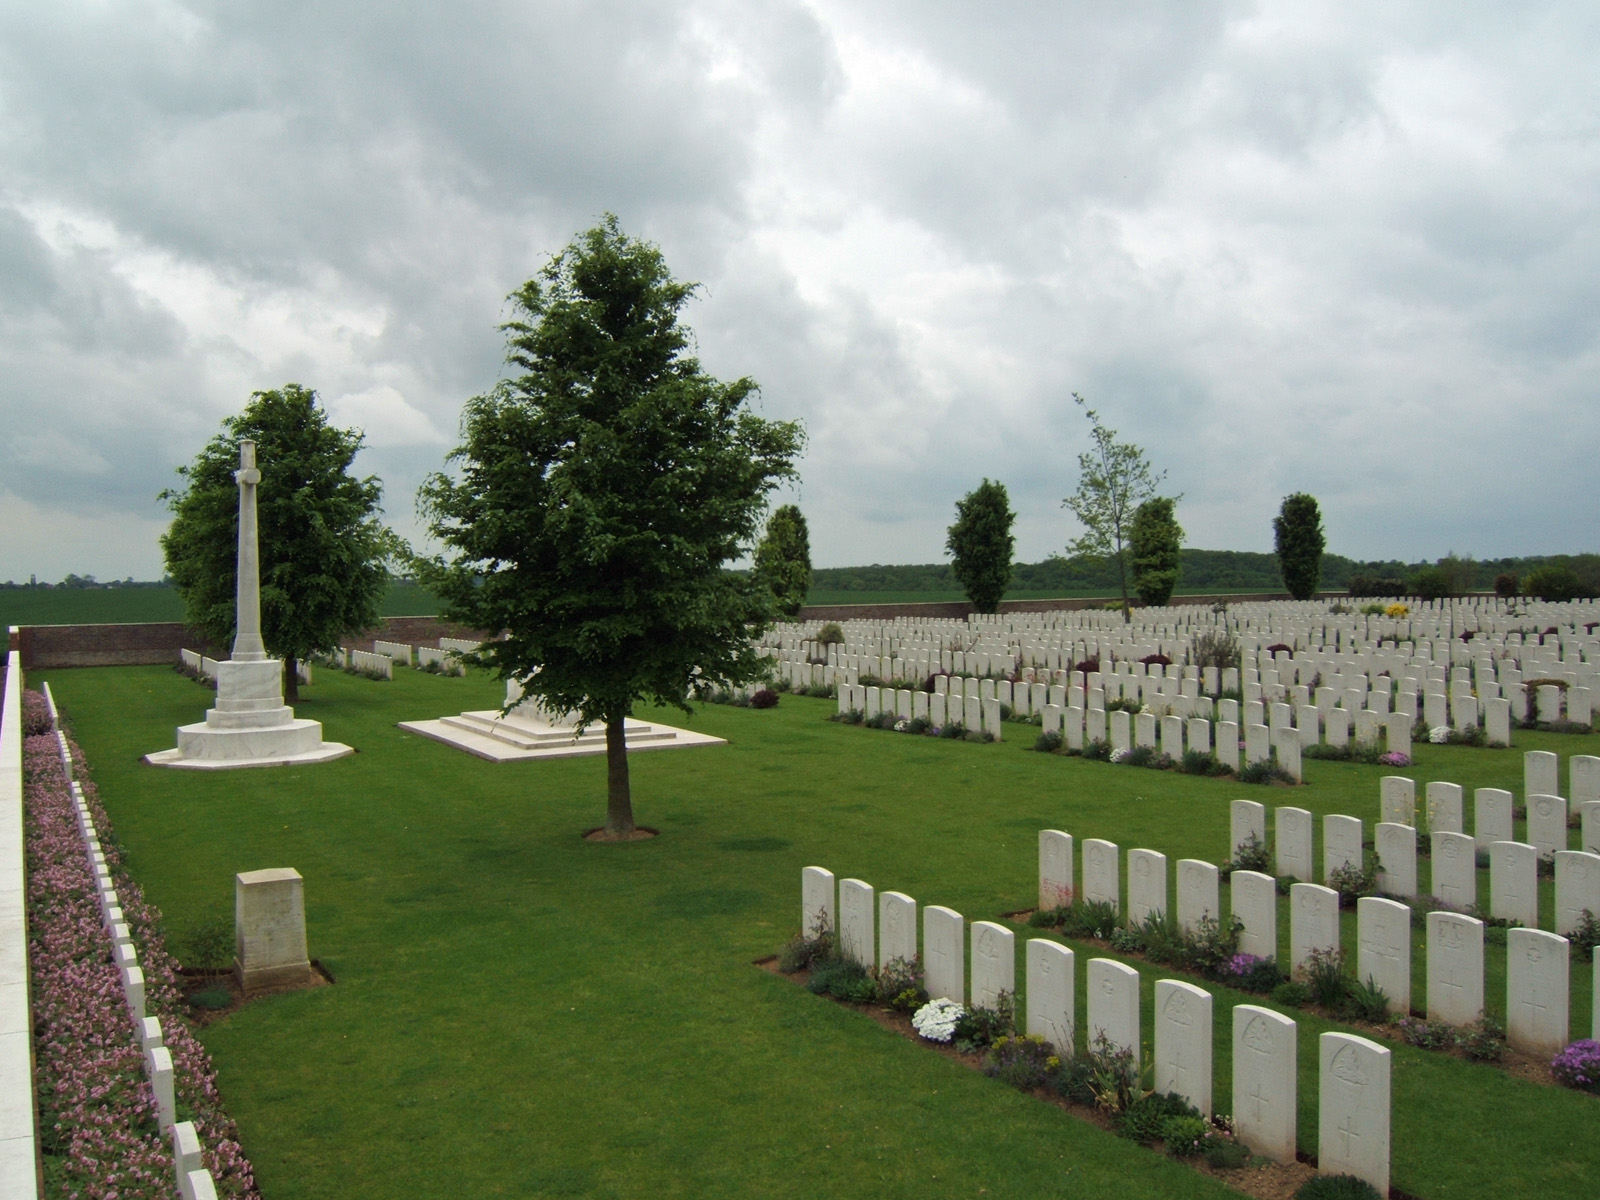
[1025,939,1075,1055]
[1375,822,1417,898]
[1506,927,1570,1057]
[1574,755,1600,810]
[1082,838,1119,912]
[923,905,965,1003]
[1527,793,1567,861]
[970,921,1015,1011]
[839,878,874,966]
[1086,957,1140,1057]
[1127,849,1167,925]
[1356,896,1411,1015]
[1474,788,1514,853]
[1176,859,1219,934]
[1230,800,1266,860]
[1276,806,1314,882]
[1244,723,1271,765]
[1323,814,1363,883]
[1525,750,1560,799]
[1318,1032,1391,1196]
[1039,829,1074,910]
[235,868,311,994]
[1554,850,1600,937]
[1233,1005,1297,1164]
[1231,870,1277,959]
[1431,831,1477,910]
[801,866,835,936]
[1490,840,1539,929]
[878,891,917,971]
[1380,776,1415,827]
[1427,910,1484,1026]
[1155,979,1213,1118]
[1290,883,1340,974]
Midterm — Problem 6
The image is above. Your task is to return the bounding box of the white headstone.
[1155,979,1213,1118]
[1230,799,1266,860]
[1380,776,1415,827]
[1086,957,1140,1057]
[1375,822,1417,898]
[1427,910,1484,1026]
[1525,750,1560,799]
[1474,788,1513,852]
[234,867,312,995]
[1176,859,1219,934]
[1025,939,1075,1054]
[1276,806,1314,881]
[1318,1033,1391,1196]
[801,866,836,936]
[1233,1005,1297,1164]
[1245,722,1271,765]
[923,905,965,1003]
[1527,793,1567,861]
[1323,814,1363,883]
[1426,782,1464,834]
[1231,870,1277,959]
[970,921,1015,1011]
[878,891,917,970]
[1485,696,1511,745]
[1039,829,1074,910]
[1127,849,1168,925]
[1216,720,1240,773]
[1430,831,1477,910]
[1490,840,1539,930]
[839,878,875,966]
[1356,896,1411,1015]
[1554,849,1600,937]
[1082,838,1120,912]
[1573,755,1600,810]
[1506,927,1570,1057]
[1290,882,1340,973]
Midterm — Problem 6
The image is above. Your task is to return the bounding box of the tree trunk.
[284,655,300,703]
[604,712,635,833]
[1115,543,1131,624]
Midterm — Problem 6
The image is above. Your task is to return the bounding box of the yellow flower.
[1385,602,1410,618]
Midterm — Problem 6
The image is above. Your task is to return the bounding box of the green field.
[804,588,1287,608]
[0,582,442,631]
[31,664,1600,1199]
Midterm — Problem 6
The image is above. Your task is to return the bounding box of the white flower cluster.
[911,997,966,1043]
[1428,726,1451,744]
[894,719,909,732]
[1111,747,1133,763]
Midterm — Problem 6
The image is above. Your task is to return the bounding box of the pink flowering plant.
[25,698,261,1199]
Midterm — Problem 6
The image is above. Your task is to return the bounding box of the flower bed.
[25,693,259,1199]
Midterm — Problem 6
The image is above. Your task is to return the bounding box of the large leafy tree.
[946,479,1015,614]
[1273,493,1326,600]
[1062,395,1166,621]
[160,384,396,701]
[752,504,813,619]
[417,216,803,838]
[1129,497,1183,607]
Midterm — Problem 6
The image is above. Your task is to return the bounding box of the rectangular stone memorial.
[1507,927,1570,1057]
[1082,838,1120,912]
[878,891,917,970]
[1380,776,1415,827]
[1526,750,1560,799]
[1323,814,1363,882]
[1245,723,1271,765]
[1554,850,1600,936]
[1216,721,1239,773]
[1231,800,1266,860]
[839,878,875,966]
[970,921,1015,1010]
[1474,788,1513,852]
[1319,1033,1391,1196]
[234,868,312,995]
[1490,840,1539,930]
[1087,957,1140,1057]
[801,866,836,935]
[1427,911,1484,1025]
[1176,859,1219,934]
[1375,822,1417,898]
[1127,849,1168,924]
[1276,806,1314,881]
[1357,896,1411,1014]
[1110,709,1132,754]
[1275,732,1303,782]
[1233,1005,1297,1164]
[1485,697,1511,745]
[1431,832,1477,910]
[1026,939,1075,1054]
[1039,829,1074,909]
[1231,870,1277,959]
[1290,883,1340,974]
[965,694,982,733]
[1155,979,1213,1117]
[1087,706,1107,746]
[1574,755,1600,811]
[1528,793,1568,861]
[1186,717,1211,756]
[1426,782,1464,834]
[923,905,965,1003]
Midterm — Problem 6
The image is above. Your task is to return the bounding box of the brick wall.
[796,592,1322,622]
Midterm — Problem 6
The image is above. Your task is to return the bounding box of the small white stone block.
[148,1044,176,1130]
[1431,832,1477,910]
[1375,822,1417,898]
[1426,782,1464,834]
[1231,870,1277,959]
[1380,776,1415,827]
[1356,896,1411,1015]
[1039,829,1074,910]
[970,921,1014,1011]
[1233,1005,1297,1164]
[1506,927,1570,1057]
[1127,849,1167,925]
[235,867,312,995]
[1490,840,1539,928]
[923,905,965,1003]
[1427,911,1484,1026]
[1082,838,1119,912]
[1554,850,1600,937]
[1025,939,1074,1055]
[1525,750,1560,799]
[1245,723,1271,765]
[1323,814,1363,882]
[1275,806,1313,881]
[139,1016,163,1053]
[1573,755,1600,809]
[1155,979,1212,1117]
[1086,957,1140,1057]
[186,1169,220,1200]
[1527,794,1567,861]
[172,1119,203,1186]
[801,866,835,936]
[1176,859,1218,934]
[838,878,874,966]
[877,891,916,971]
[1290,883,1340,974]
[1230,800,1266,859]
[1318,1033,1391,1196]
[123,965,145,1021]
[1474,788,1514,852]
[1215,720,1239,773]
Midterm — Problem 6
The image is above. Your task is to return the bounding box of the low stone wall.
[14,616,491,670]
[797,592,1329,622]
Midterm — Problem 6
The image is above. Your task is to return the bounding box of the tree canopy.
[417,215,803,836]
[1272,493,1326,600]
[752,504,813,618]
[1062,395,1167,621]
[1129,497,1183,607]
[946,479,1015,614]
[160,383,396,700]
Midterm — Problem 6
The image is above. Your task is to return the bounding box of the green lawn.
[1,582,442,631]
[32,664,1600,1199]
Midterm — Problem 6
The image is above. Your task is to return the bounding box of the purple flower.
[1552,1040,1600,1091]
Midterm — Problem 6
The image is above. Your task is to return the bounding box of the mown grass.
[33,663,1600,1199]
[1,582,442,630]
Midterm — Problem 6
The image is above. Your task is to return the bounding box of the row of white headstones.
[799,863,1394,1195]
[44,687,222,1200]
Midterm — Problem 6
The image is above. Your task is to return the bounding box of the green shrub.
[816,622,845,645]
[1302,947,1349,1008]
[1238,760,1295,785]
[1294,1174,1383,1200]
[1177,748,1214,775]
[875,956,927,1012]
[806,958,876,1002]
[940,722,967,739]
[981,1034,1059,1091]
[1203,1137,1252,1168]
[1059,899,1120,939]
[174,914,234,970]
[778,926,836,973]
[954,993,1016,1052]
[1032,730,1064,753]
[1120,1091,1199,1143]
[1340,975,1392,1023]
[1159,1114,1210,1157]
[1223,832,1271,876]
[1571,909,1600,961]
[1081,738,1113,761]
[1456,1016,1506,1062]
[1327,857,1379,905]
[187,986,233,1012]
[1069,1035,1142,1115]
[1271,980,1310,1008]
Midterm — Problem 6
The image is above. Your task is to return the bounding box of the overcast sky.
[3,1,1598,581]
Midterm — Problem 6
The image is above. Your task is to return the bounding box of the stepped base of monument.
[145,717,352,770]
[398,709,724,762]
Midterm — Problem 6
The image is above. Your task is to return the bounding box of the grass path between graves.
[34,664,1600,1200]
